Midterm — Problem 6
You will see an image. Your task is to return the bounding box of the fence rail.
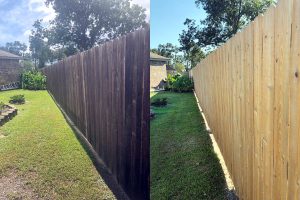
[42,27,150,200]
[191,1,300,199]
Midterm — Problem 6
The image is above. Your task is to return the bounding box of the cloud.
[0,0,55,46]
[28,0,56,22]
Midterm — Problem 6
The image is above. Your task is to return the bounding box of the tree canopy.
[151,42,205,69]
[29,20,52,68]
[0,41,27,57]
[179,0,275,51]
[28,0,147,68]
[45,0,147,51]
[151,43,179,59]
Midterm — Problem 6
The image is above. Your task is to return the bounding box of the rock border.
[0,105,18,126]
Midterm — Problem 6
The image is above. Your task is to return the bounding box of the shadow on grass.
[48,92,129,200]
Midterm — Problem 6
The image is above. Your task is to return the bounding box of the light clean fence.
[191,1,300,199]
[42,27,150,200]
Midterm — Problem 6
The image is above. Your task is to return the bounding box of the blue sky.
[0,0,149,47]
[150,0,206,49]
[0,0,56,46]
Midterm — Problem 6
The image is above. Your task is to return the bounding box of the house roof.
[150,52,170,61]
[0,50,22,60]
[166,65,175,71]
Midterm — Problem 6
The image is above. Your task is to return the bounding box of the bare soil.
[0,171,39,200]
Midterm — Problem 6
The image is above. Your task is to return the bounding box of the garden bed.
[0,104,17,126]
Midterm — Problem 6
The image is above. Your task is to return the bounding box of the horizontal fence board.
[191,1,300,199]
[42,27,150,200]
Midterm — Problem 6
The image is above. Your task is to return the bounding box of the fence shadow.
[49,91,130,200]
[227,189,239,200]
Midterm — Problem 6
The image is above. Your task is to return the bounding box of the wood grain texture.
[191,1,300,199]
[42,27,150,200]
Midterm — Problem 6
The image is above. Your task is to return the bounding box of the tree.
[0,41,27,56]
[174,62,185,74]
[29,20,51,68]
[151,43,203,69]
[45,0,147,51]
[180,0,275,50]
[151,43,179,59]
[21,60,35,71]
[184,45,206,69]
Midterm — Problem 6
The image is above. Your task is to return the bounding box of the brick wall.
[0,59,22,85]
[150,60,167,89]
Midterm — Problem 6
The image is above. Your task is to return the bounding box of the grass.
[151,91,227,200]
[0,90,115,199]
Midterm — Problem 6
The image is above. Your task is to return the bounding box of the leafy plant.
[21,70,46,90]
[9,95,25,104]
[151,98,168,107]
[165,74,180,91]
[166,74,194,92]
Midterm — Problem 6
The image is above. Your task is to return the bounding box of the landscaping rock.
[0,105,17,126]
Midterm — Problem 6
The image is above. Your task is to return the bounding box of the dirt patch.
[0,171,39,200]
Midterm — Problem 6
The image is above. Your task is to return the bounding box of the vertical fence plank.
[273,1,293,199]
[253,14,263,200]
[288,0,300,198]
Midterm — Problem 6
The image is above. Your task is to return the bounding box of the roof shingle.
[150,52,170,61]
[0,50,21,60]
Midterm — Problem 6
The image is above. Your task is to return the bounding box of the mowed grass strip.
[0,90,115,199]
[151,92,227,200]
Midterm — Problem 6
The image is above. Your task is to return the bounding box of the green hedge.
[166,74,194,92]
[21,70,46,90]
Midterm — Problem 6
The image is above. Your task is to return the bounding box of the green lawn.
[151,91,227,200]
[0,90,115,199]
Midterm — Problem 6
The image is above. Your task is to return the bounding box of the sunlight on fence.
[192,0,300,199]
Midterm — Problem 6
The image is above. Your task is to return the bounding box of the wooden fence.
[191,1,300,199]
[42,27,150,200]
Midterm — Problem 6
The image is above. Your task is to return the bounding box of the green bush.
[151,98,168,107]
[166,74,194,92]
[21,70,46,90]
[165,74,180,91]
[9,95,25,104]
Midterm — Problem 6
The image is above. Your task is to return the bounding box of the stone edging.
[0,105,18,126]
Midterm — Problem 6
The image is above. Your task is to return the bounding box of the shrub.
[21,70,46,90]
[151,98,168,107]
[9,95,25,104]
[165,74,180,91]
[166,74,194,92]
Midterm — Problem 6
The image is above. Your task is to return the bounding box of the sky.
[0,0,150,46]
[150,0,206,49]
[0,0,55,46]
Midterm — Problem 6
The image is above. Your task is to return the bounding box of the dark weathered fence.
[42,27,149,200]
